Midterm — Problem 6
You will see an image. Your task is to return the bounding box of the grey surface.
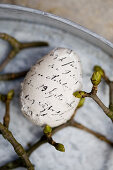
[0,5,113,170]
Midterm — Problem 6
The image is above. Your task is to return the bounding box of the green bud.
[91,71,101,86]
[77,98,85,108]
[7,89,14,100]
[94,65,104,77]
[43,125,52,134]
[55,143,65,152]
[73,91,86,98]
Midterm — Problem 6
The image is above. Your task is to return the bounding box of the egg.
[20,48,82,128]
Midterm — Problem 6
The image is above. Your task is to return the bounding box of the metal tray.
[0,4,113,170]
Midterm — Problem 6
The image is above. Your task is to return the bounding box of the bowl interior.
[0,7,113,170]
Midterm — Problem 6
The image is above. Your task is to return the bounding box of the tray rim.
[0,4,113,55]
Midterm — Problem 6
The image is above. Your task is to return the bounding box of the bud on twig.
[77,98,85,108]
[55,143,65,152]
[7,90,14,100]
[94,65,104,77]
[73,91,86,98]
[91,71,101,86]
[43,125,52,134]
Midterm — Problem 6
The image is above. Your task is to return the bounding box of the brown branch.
[20,41,48,49]
[102,73,113,112]
[0,122,34,170]
[70,121,113,146]
[0,33,49,72]
[1,119,113,169]
[0,50,19,72]
[80,91,113,121]
[94,65,113,112]
[100,68,113,111]
[0,70,28,81]
[90,94,113,120]
[73,70,113,121]
[0,90,14,129]
[109,81,113,111]
[27,136,47,157]
[43,126,65,152]
[3,99,10,128]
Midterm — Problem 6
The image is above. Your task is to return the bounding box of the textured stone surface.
[0,0,113,43]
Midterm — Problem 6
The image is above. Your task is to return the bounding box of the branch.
[0,122,34,170]
[1,119,113,169]
[43,125,65,152]
[109,82,113,111]
[20,41,48,49]
[0,90,14,129]
[0,70,28,81]
[74,68,113,121]
[90,94,113,120]
[102,73,113,111]
[0,50,18,72]
[3,99,10,128]
[0,33,49,72]
[94,65,113,111]
[70,121,113,146]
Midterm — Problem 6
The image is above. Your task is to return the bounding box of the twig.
[0,122,34,170]
[0,90,14,129]
[94,65,113,111]
[109,82,113,111]
[0,50,18,72]
[102,73,113,111]
[74,68,113,121]
[90,93,113,120]
[70,121,113,146]
[27,136,47,157]
[74,91,113,121]
[0,70,28,81]
[20,41,48,49]
[3,99,10,128]
[1,120,113,169]
[0,33,49,72]
[43,125,65,152]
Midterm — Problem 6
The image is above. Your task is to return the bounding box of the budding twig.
[73,67,113,121]
[3,99,10,128]
[1,119,113,169]
[0,33,49,72]
[43,125,65,152]
[3,90,14,128]
[70,121,113,146]
[109,82,113,111]
[0,93,111,169]
[94,65,113,112]
[0,122,34,170]
[0,70,28,81]
[0,90,14,129]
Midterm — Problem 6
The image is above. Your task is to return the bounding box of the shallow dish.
[0,4,113,170]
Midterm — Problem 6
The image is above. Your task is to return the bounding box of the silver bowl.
[0,4,113,170]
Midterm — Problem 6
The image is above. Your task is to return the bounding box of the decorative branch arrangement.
[0,33,113,170]
[73,65,113,120]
